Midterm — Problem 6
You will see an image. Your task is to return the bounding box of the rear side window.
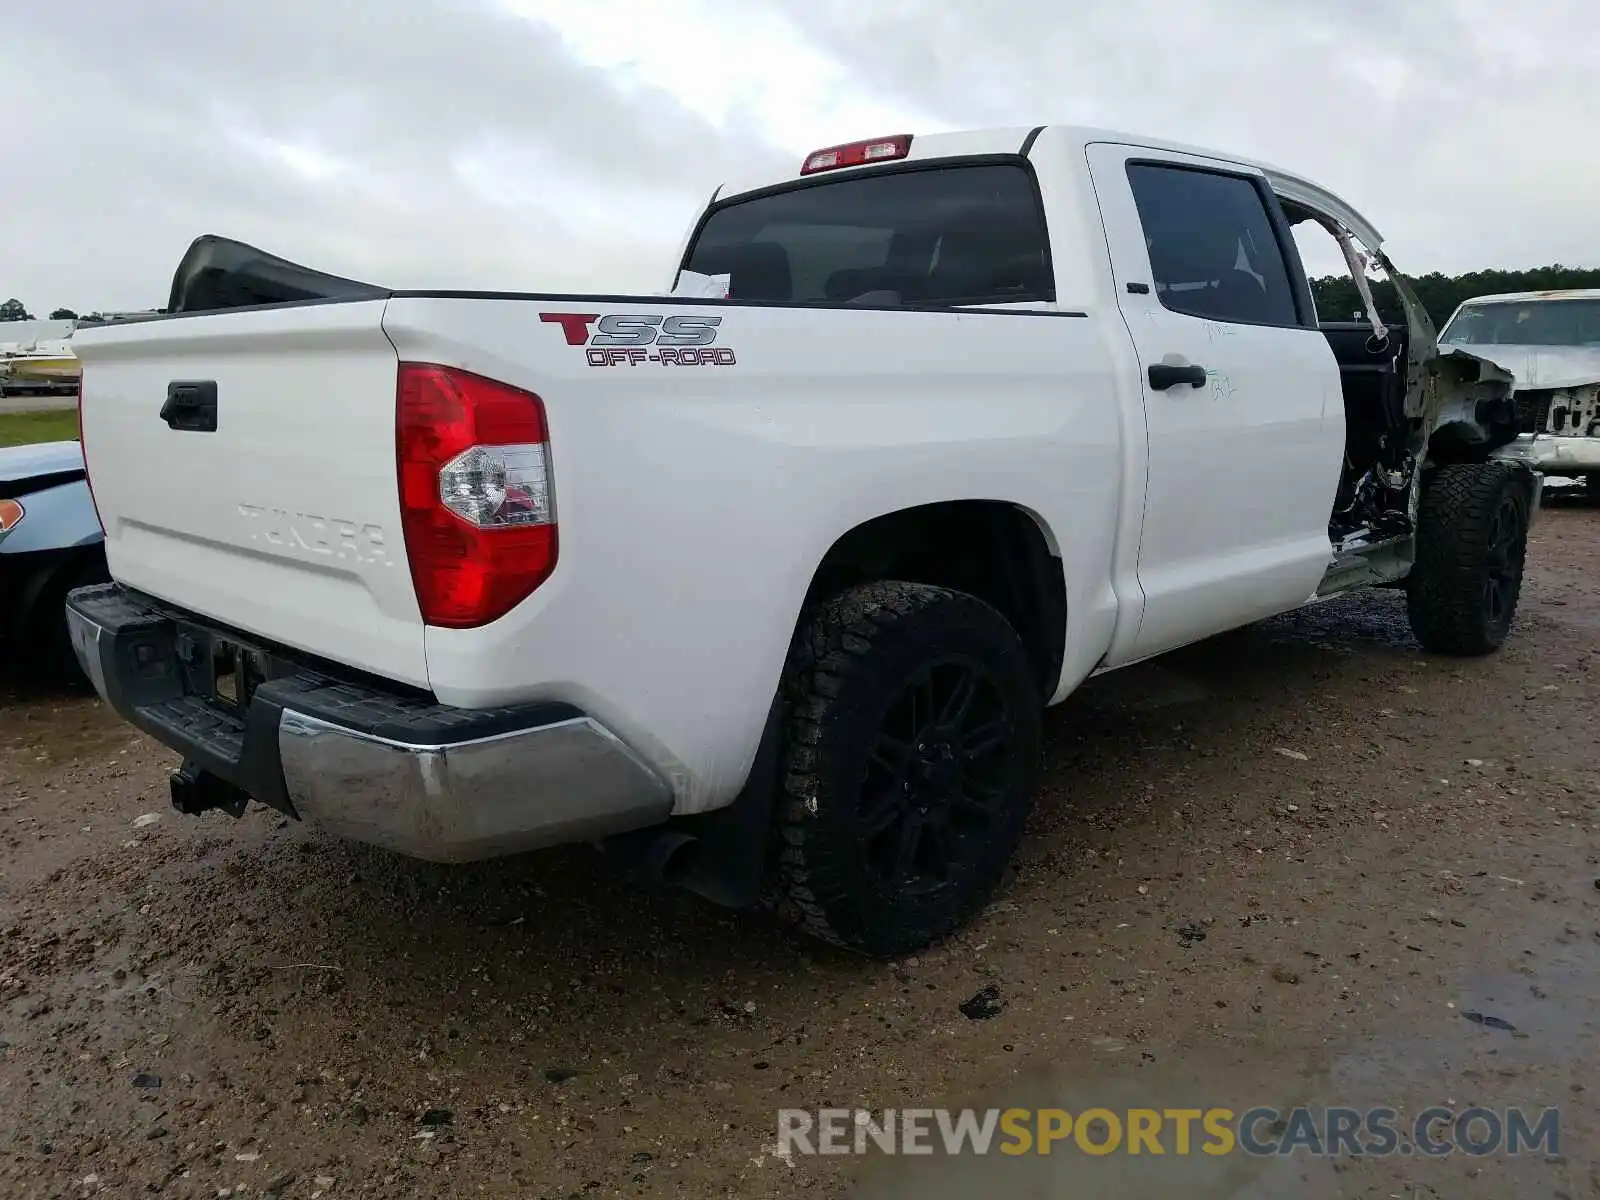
[683,163,1054,307]
[1126,163,1299,327]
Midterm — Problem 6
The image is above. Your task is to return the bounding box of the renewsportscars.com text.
[776,1105,1559,1158]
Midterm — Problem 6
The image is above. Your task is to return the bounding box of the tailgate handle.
[161,381,218,432]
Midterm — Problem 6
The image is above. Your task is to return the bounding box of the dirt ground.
[2,497,1597,1199]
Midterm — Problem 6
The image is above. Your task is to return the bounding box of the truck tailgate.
[72,300,427,687]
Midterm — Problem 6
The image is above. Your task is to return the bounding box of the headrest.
[1146,227,1240,285]
[693,241,793,301]
[928,229,1050,299]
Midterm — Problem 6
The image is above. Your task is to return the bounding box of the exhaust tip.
[601,827,701,887]
[644,831,700,885]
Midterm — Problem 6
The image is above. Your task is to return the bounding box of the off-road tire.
[1406,462,1530,656]
[772,581,1042,958]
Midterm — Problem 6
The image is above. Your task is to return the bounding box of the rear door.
[72,300,427,686]
[1085,143,1343,661]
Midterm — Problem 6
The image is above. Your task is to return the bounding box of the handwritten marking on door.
[1205,370,1238,400]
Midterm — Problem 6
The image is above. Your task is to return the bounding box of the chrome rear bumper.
[66,584,672,862]
[276,710,671,861]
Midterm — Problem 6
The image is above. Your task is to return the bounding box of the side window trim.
[1124,157,1311,331]
[1261,185,1319,330]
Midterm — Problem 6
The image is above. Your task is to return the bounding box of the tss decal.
[540,312,738,367]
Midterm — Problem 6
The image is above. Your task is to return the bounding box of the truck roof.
[715,124,1386,250]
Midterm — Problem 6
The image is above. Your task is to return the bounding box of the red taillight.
[396,363,557,629]
[77,382,105,534]
[800,134,912,175]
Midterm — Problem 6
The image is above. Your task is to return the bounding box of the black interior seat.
[927,229,1050,303]
[691,241,794,301]
[1146,227,1279,324]
[823,267,886,301]
[1211,268,1276,324]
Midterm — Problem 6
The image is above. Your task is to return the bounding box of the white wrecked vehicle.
[69,127,1545,956]
[1439,290,1600,496]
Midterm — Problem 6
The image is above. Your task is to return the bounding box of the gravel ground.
[2,499,1596,1199]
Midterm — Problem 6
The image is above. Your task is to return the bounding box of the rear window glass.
[683,163,1054,307]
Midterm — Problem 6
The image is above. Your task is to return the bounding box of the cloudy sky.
[4,0,1596,314]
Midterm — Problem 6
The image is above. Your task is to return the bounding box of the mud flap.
[676,696,785,908]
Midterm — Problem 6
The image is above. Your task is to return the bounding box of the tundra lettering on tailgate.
[238,503,390,565]
[540,312,738,367]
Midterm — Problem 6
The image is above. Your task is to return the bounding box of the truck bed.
[72,290,1121,813]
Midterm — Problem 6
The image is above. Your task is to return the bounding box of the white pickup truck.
[67,125,1541,957]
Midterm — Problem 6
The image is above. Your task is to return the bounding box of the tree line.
[0,299,106,323]
[1310,265,1600,329]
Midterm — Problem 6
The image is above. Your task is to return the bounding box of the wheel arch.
[798,499,1068,702]
[603,500,1068,914]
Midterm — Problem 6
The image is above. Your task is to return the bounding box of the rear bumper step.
[65,584,672,862]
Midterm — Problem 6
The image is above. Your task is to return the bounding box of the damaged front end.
[1353,250,1530,480]
[1491,385,1600,476]
[1276,198,1538,597]
[1435,295,1600,482]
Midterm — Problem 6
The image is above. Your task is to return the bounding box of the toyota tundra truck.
[65,125,1540,957]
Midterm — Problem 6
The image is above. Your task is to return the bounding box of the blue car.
[0,440,108,682]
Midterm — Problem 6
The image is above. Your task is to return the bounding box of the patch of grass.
[0,408,80,448]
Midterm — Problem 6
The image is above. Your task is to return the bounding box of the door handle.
[161,380,218,432]
[1147,362,1208,391]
